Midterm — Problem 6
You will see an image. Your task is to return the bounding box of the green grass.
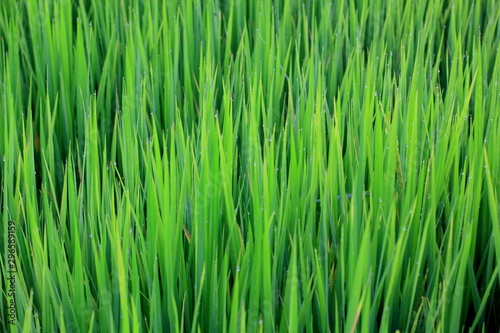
[1,0,499,331]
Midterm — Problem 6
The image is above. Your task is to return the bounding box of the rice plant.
[1,0,499,332]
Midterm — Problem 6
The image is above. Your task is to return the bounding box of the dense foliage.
[1,0,499,331]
